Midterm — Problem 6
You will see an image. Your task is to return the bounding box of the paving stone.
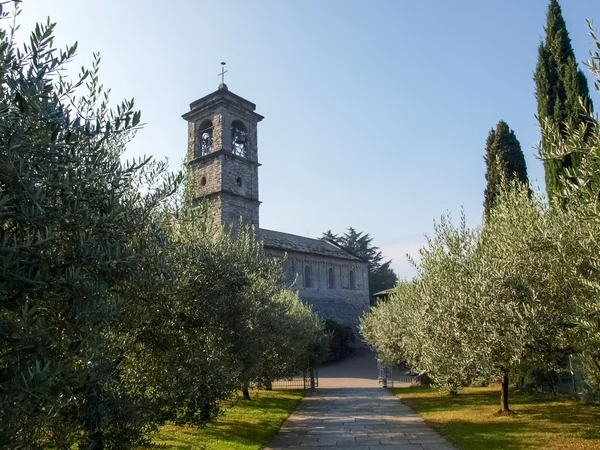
[335,439,381,446]
[330,446,370,450]
[316,438,339,444]
[265,351,455,450]
[379,437,411,444]
[373,445,425,449]
[265,388,455,450]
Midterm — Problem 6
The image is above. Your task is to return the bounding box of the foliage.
[0,5,181,449]
[323,228,397,296]
[483,120,528,218]
[151,390,305,450]
[534,0,594,204]
[359,282,413,366]
[362,183,586,408]
[323,319,356,362]
[362,212,483,395]
[537,19,600,391]
[477,185,585,408]
[115,175,326,420]
[391,386,600,450]
[0,5,325,448]
[363,18,600,412]
[258,290,328,383]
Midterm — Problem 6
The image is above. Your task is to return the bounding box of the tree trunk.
[82,433,103,450]
[243,382,251,400]
[266,380,273,391]
[569,354,578,400]
[499,368,511,414]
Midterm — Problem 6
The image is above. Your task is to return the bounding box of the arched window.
[195,119,213,157]
[304,265,312,289]
[349,270,355,291]
[231,120,248,157]
[328,267,335,289]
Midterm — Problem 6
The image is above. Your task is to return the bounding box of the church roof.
[257,228,364,262]
[182,84,264,123]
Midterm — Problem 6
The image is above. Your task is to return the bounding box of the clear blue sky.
[18,0,599,277]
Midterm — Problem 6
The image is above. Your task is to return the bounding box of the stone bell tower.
[182,79,263,228]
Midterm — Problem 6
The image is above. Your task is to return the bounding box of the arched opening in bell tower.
[231,120,248,157]
[195,119,214,157]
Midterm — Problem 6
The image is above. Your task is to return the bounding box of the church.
[182,81,370,327]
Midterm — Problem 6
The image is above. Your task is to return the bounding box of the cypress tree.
[534,0,593,203]
[483,121,529,218]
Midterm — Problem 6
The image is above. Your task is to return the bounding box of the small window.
[349,270,355,290]
[236,177,242,187]
[200,176,207,186]
[304,265,312,289]
[328,267,335,289]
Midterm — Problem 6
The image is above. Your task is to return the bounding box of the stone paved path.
[265,352,455,450]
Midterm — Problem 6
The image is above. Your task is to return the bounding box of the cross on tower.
[218,62,228,84]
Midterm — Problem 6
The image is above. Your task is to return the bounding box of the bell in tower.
[182,70,263,230]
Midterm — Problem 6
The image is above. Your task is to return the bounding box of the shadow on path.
[318,349,380,388]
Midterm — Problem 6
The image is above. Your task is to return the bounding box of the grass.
[390,385,600,450]
[148,389,304,450]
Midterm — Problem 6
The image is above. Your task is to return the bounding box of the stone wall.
[190,155,222,198]
[265,248,370,327]
[221,154,259,203]
[220,193,259,228]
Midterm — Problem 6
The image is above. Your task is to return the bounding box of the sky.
[16,0,600,278]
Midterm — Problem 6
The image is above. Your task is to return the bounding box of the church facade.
[182,83,370,327]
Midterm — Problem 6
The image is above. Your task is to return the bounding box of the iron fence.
[272,369,318,389]
[377,360,415,388]
[253,368,318,390]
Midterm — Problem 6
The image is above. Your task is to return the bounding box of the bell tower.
[183,80,263,229]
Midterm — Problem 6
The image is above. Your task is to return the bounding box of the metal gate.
[266,368,319,389]
[377,360,415,388]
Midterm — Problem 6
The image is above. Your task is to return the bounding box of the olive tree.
[473,184,582,412]
[140,191,325,408]
[257,290,327,388]
[538,20,600,390]
[0,7,180,448]
[361,214,482,394]
[360,282,415,366]
[361,183,584,411]
[1,5,328,447]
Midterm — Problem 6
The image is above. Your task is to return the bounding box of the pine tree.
[534,0,593,203]
[483,121,529,217]
[323,228,397,297]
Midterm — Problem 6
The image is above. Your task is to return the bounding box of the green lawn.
[148,389,304,450]
[390,386,600,450]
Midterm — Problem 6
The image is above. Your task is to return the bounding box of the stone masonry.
[265,248,369,327]
[183,83,262,229]
[184,83,371,328]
